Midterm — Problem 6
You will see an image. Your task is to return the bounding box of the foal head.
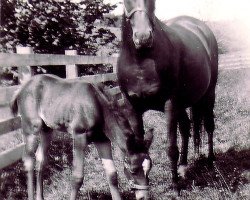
[103,88,153,199]
[123,0,155,49]
[113,101,153,199]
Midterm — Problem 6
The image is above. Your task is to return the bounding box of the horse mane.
[93,83,149,154]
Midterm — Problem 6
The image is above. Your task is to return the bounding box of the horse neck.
[94,87,130,151]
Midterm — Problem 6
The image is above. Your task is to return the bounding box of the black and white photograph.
[0,0,249,199]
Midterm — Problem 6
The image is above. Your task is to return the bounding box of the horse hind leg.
[178,109,191,178]
[22,118,43,200]
[192,105,203,157]
[36,124,52,200]
[204,107,216,164]
[94,139,122,200]
[70,131,88,200]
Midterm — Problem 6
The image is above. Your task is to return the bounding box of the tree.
[1,0,117,55]
[0,0,118,84]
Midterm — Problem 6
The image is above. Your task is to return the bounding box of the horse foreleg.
[36,131,52,200]
[178,110,190,178]
[165,100,179,194]
[70,132,87,200]
[94,140,122,200]
[23,133,39,200]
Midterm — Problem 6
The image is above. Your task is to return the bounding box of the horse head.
[123,0,155,49]
[105,90,153,199]
[123,130,153,200]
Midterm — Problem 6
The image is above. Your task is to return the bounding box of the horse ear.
[144,128,154,150]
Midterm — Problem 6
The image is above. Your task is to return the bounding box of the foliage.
[0,0,117,54]
[0,0,118,85]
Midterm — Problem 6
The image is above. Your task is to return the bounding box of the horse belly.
[39,104,71,131]
[179,63,211,106]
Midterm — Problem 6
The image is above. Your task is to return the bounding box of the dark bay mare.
[117,0,218,194]
[10,74,153,200]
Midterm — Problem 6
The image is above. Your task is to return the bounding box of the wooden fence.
[0,47,121,169]
[0,49,250,170]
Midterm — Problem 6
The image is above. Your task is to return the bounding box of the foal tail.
[9,88,21,117]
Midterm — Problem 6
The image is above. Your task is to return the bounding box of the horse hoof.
[178,165,188,179]
[207,155,216,168]
[169,183,181,197]
[208,154,216,162]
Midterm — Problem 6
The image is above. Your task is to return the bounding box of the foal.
[10,74,153,200]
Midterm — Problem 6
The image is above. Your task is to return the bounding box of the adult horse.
[117,0,218,193]
[10,74,153,200]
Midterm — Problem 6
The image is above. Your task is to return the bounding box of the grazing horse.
[117,0,218,194]
[10,74,153,200]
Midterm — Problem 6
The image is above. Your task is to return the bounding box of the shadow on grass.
[180,148,250,192]
[78,190,155,200]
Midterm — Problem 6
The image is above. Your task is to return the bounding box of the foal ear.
[144,128,154,150]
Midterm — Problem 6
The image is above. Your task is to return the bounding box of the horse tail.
[191,107,202,154]
[9,89,20,117]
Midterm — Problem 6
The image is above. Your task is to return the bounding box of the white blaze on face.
[142,158,151,176]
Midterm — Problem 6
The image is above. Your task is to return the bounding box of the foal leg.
[178,109,190,178]
[22,119,42,200]
[36,127,52,200]
[94,140,121,200]
[70,132,88,200]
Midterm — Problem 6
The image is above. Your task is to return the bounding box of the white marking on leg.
[142,159,151,176]
[36,145,44,163]
[23,157,34,171]
[135,190,149,200]
[178,165,188,178]
[101,159,116,174]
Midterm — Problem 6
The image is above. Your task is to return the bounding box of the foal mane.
[94,83,148,154]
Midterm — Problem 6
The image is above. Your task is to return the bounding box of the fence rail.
[0,50,250,170]
[0,53,117,68]
[0,49,122,170]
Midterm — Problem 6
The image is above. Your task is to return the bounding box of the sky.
[104,0,250,22]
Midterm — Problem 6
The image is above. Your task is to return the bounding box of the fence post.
[112,53,119,74]
[65,50,78,79]
[16,46,35,84]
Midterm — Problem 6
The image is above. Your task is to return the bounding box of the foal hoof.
[178,165,188,179]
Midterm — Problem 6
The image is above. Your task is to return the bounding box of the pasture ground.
[0,67,249,199]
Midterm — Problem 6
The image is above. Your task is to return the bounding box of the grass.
[0,68,249,200]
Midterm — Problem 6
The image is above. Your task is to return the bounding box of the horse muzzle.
[133,30,153,49]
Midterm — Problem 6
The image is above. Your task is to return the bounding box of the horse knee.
[36,146,47,170]
[30,118,43,133]
[23,135,39,172]
[23,155,35,172]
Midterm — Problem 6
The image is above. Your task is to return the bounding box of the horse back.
[166,16,218,104]
[15,74,103,133]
